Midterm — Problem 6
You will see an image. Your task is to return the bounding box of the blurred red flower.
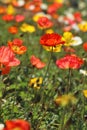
[30,55,46,69]
[63,47,75,53]
[40,33,64,46]
[0,46,20,74]
[37,16,53,29]
[8,26,18,34]
[56,54,84,69]
[74,12,82,22]
[2,14,14,21]
[12,38,23,46]
[83,42,87,51]
[8,38,27,54]
[15,15,25,22]
[47,3,62,15]
[4,119,30,130]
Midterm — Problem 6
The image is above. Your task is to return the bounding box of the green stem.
[36,51,53,129]
[60,108,66,130]
[66,68,72,93]
[40,51,52,103]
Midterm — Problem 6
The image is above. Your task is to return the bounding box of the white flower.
[0,124,4,130]
[71,23,80,31]
[40,3,48,10]
[18,0,25,7]
[78,1,86,9]
[29,5,35,11]
[35,12,52,19]
[71,36,83,46]
[79,69,87,76]
[64,12,75,20]
[57,16,64,23]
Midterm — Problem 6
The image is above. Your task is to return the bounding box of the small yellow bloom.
[33,13,44,22]
[54,0,63,3]
[45,29,54,34]
[83,90,87,98]
[54,94,77,107]
[62,32,73,46]
[78,22,87,32]
[43,45,62,52]
[6,5,15,14]
[29,77,43,89]
[20,23,35,33]
[27,25,36,33]
[20,23,28,32]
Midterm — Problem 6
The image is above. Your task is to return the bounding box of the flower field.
[0,0,87,130]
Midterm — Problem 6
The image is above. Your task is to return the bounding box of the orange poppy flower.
[83,42,87,51]
[24,1,42,13]
[0,6,6,14]
[40,33,65,47]
[4,119,30,130]
[0,46,20,75]
[37,16,53,29]
[56,54,84,69]
[8,38,27,54]
[30,55,46,69]
[8,26,18,34]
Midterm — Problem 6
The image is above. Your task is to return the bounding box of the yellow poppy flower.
[78,22,87,32]
[20,23,28,32]
[33,13,44,22]
[62,32,73,46]
[29,77,43,89]
[27,25,36,33]
[54,94,77,107]
[54,0,63,3]
[45,29,54,34]
[20,23,35,33]
[43,44,62,52]
[6,5,15,14]
[83,90,87,98]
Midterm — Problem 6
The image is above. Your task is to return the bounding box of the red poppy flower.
[30,55,46,69]
[74,12,82,22]
[4,119,30,130]
[8,26,18,34]
[15,15,25,23]
[0,46,20,74]
[37,16,53,29]
[8,38,27,55]
[83,42,87,51]
[13,38,23,46]
[56,54,84,69]
[2,14,14,21]
[47,3,62,15]
[40,33,65,47]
